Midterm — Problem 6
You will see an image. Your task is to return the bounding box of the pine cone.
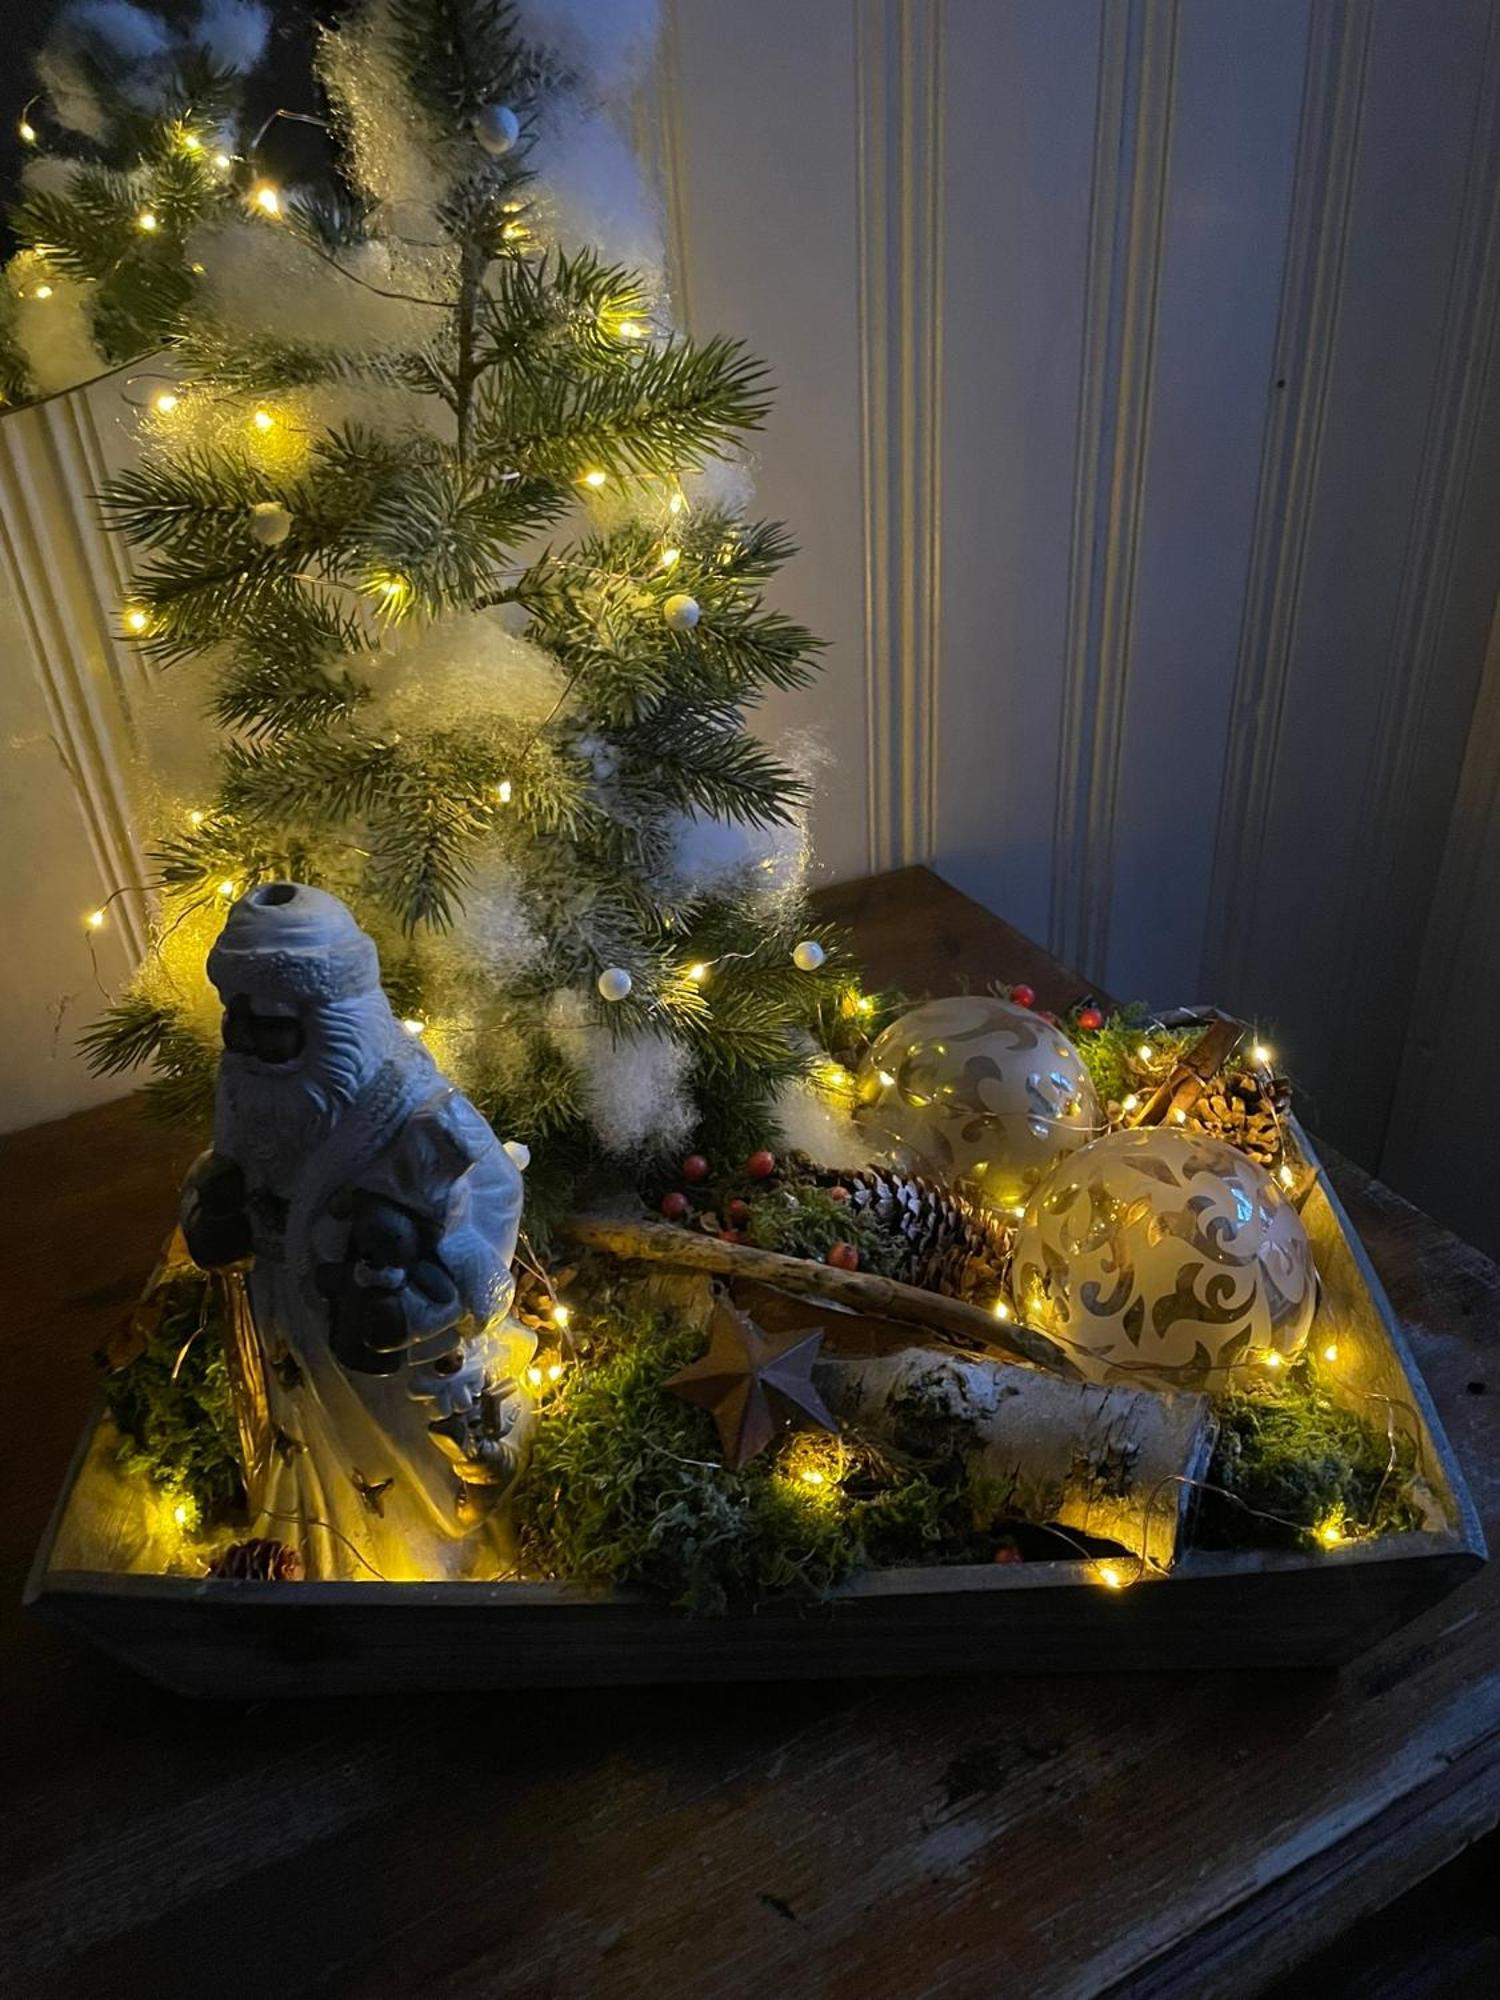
[1185,1070,1288,1169]
[207,1537,304,1581]
[794,1157,1010,1302]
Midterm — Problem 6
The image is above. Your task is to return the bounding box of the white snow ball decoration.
[474,103,521,156]
[664,592,700,632]
[596,967,633,1003]
[248,499,292,547]
[792,940,827,972]
[503,1139,532,1172]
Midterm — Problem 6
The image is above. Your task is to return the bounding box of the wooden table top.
[2,865,1497,1999]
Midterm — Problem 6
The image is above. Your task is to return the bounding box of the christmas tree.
[7,1,864,1237]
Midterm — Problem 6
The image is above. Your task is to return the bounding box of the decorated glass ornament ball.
[1010,1127,1317,1390]
[855,995,1103,1210]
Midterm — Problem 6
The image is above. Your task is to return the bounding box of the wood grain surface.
[2,867,1497,1999]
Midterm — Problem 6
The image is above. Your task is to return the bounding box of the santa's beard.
[216,995,398,1187]
[219,1065,345,1184]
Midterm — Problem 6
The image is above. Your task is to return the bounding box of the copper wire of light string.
[170,1283,214,1381]
[1099,1359,1416,1587]
[257,1505,392,1583]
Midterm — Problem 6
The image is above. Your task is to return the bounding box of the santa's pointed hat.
[207,882,382,1004]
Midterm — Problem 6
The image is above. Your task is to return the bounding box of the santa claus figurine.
[181,882,535,1580]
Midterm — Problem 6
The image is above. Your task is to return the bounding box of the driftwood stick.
[561,1216,1079,1379]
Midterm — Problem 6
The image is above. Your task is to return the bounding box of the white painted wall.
[7,0,1500,1263]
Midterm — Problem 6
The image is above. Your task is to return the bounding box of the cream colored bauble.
[1011,1127,1317,1390]
[854,995,1103,1210]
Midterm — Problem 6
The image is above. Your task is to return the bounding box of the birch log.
[816,1349,1216,1572]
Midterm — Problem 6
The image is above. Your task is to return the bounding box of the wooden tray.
[25,1133,1486,1697]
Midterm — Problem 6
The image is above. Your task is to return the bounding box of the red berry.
[719,1228,744,1244]
[993,1545,1024,1566]
[826,1241,859,1271]
[1077,1006,1105,1031]
[827,1186,850,1204]
[660,1190,690,1220]
[1011,984,1036,1009]
[681,1153,709,1182]
[726,1198,751,1226]
[1038,1009,1059,1026]
[745,1149,777,1180]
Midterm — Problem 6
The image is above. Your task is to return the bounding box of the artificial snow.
[774,1076,875,1172]
[318,0,456,243]
[6,257,105,396]
[66,2,171,62]
[195,0,270,73]
[363,612,564,735]
[445,857,545,982]
[545,988,695,1156]
[516,0,660,95]
[529,99,665,282]
[187,217,442,356]
[33,47,108,141]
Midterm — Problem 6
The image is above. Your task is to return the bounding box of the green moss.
[102,1271,243,1524]
[1068,1002,1200,1109]
[741,1182,904,1276]
[1198,1366,1423,1551]
[512,1306,1004,1612]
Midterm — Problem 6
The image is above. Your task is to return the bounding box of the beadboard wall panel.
[7,0,1500,1264]
[655,0,1500,1217]
[1201,0,1500,1160]
[0,381,150,1129]
[1099,0,1309,1005]
[659,0,869,885]
[933,0,1101,951]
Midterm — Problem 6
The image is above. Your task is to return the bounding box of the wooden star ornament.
[664,1294,840,1470]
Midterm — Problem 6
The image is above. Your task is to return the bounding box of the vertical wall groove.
[0,391,149,964]
[856,0,944,873]
[1201,0,1372,1002]
[1049,0,1179,978]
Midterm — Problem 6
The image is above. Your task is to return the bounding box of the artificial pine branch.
[30,0,848,1197]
